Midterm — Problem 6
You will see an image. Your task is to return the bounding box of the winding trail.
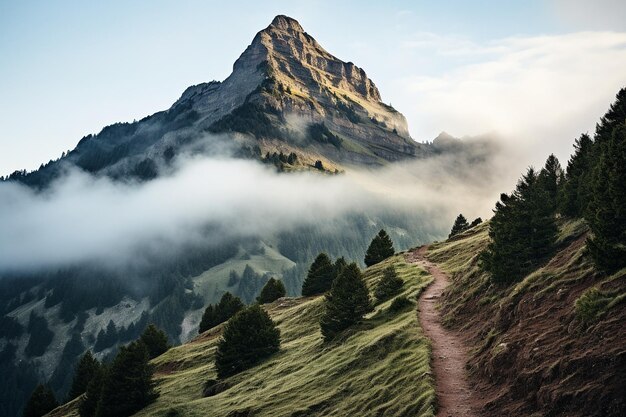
[407,246,478,417]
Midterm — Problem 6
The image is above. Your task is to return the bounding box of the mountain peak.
[269,15,304,33]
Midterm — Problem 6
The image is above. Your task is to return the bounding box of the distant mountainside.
[5,15,435,188]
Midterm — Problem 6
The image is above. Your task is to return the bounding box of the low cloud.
[0,142,509,272]
[389,31,626,167]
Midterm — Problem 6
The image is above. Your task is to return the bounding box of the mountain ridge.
[4,15,430,188]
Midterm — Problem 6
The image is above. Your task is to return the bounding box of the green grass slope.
[192,242,296,303]
[136,256,434,417]
[427,219,626,417]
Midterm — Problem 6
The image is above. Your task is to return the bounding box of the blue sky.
[1,0,626,173]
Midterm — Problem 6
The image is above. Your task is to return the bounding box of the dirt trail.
[407,246,478,417]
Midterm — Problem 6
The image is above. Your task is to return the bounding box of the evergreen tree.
[374,266,404,301]
[215,305,280,378]
[198,292,244,333]
[198,305,215,334]
[333,256,347,276]
[469,217,483,228]
[214,292,244,324]
[301,253,335,296]
[256,278,286,304]
[94,341,158,417]
[139,324,170,359]
[481,167,557,283]
[364,230,395,267]
[538,154,564,212]
[448,214,470,238]
[320,263,373,341]
[23,384,58,417]
[68,351,100,401]
[24,312,54,357]
[79,365,105,417]
[586,123,626,272]
[559,134,594,217]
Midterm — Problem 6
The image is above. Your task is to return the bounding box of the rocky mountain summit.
[7,15,428,187]
[177,15,419,162]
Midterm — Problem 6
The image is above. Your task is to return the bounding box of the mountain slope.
[6,15,427,188]
[427,220,626,417]
[49,255,435,417]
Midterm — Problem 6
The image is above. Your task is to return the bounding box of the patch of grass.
[575,285,626,324]
[131,256,435,417]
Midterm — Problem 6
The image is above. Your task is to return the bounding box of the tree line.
[475,88,626,283]
[23,324,169,417]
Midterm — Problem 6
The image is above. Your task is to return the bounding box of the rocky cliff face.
[8,15,427,187]
[173,15,422,166]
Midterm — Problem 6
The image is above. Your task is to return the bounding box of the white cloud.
[550,0,626,31]
[0,148,507,272]
[392,31,626,166]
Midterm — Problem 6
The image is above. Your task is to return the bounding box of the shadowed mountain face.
[9,15,428,188]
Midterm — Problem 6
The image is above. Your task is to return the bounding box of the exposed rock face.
[173,15,421,165]
[10,15,428,187]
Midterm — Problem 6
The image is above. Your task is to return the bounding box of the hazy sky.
[1,0,626,174]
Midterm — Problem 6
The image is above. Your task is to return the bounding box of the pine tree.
[199,305,215,333]
[586,123,626,272]
[448,214,470,238]
[333,256,347,276]
[94,341,158,417]
[198,292,244,333]
[320,263,373,341]
[559,134,594,217]
[23,384,58,417]
[364,230,395,267]
[301,253,335,296]
[481,167,557,283]
[374,266,404,301]
[79,365,105,417]
[139,324,170,359]
[257,278,286,304]
[538,154,564,212]
[215,304,280,378]
[68,351,100,401]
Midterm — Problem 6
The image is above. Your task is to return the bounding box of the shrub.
[374,266,404,301]
[388,296,412,313]
[575,287,611,323]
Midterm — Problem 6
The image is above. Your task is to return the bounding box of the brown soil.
[407,246,480,417]
[436,234,626,417]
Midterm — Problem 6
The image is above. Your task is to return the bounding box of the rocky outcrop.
[175,15,421,165]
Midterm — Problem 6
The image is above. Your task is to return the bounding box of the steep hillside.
[50,256,435,417]
[426,220,626,417]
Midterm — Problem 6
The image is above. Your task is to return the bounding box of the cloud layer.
[390,31,626,166]
[0,146,508,272]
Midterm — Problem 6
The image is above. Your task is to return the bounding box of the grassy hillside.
[106,256,435,417]
[427,220,626,417]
